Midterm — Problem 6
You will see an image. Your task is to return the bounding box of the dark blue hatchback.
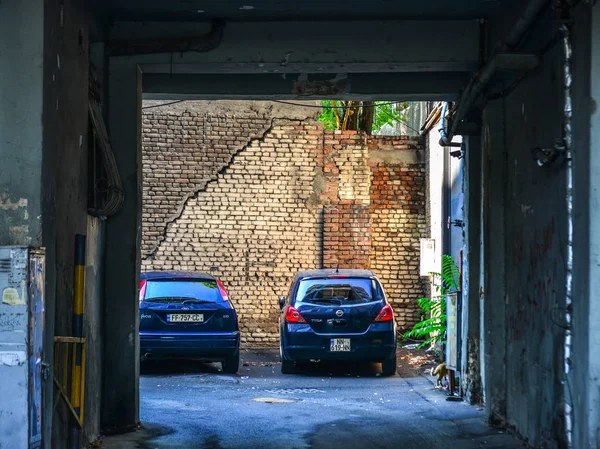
[278,269,397,376]
[139,271,240,373]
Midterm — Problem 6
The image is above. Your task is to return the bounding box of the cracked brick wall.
[142,111,272,257]
[142,105,426,345]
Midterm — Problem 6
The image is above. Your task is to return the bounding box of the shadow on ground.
[141,359,222,376]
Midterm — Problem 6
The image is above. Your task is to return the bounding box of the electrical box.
[419,238,437,276]
[0,247,45,449]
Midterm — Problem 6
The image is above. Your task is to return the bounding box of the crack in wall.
[145,117,301,261]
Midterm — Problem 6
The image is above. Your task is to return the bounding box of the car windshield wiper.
[181,299,213,305]
[144,297,212,304]
[303,298,343,305]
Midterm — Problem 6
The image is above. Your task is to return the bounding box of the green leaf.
[402,254,459,348]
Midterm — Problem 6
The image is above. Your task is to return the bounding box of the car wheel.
[280,341,296,374]
[222,351,240,374]
[381,353,397,376]
[281,359,296,374]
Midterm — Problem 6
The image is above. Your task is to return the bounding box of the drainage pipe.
[559,22,574,449]
[442,0,550,143]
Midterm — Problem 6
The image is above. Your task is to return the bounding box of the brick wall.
[142,111,272,257]
[142,104,426,346]
[368,136,427,329]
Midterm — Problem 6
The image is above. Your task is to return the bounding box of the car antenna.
[335,261,339,274]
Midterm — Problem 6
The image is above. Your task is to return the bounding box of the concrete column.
[102,58,141,430]
[481,100,507,424]
[572,3,600,447]
[0,0,44,245]
[461,135,483,404]
[0,2,45,449]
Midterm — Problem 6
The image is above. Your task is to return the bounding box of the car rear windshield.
[143,280,221,303]
[295,278,381,305]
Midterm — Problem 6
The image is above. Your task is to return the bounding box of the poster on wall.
[446,292,460,371]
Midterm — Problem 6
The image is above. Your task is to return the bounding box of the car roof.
[140,271,216,281]
[294,269,377,280]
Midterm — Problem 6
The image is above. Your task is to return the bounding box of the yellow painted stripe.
[70,364,82,408]
[73,265,85,315]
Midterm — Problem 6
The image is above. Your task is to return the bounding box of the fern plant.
[403,254,460,349]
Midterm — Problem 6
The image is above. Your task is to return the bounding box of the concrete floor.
[101,349,526,449]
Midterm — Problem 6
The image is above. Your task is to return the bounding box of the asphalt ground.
[99,348,526,449]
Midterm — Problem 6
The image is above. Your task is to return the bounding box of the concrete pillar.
[0,2,46,449]
[102,58,142,430]
[0,0,44,246]
[572,3,600,447]
[461,135,483,404]
[481,100,507,424]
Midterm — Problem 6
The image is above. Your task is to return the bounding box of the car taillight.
[373,304,394,322]
[216,280,230,302]
[285,305,306,324]
[139,280,147,302]
[328,275,348,279]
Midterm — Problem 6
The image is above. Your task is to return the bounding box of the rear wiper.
[182,299,213,305]
[144,297,212,304]
[305,298,342,305]
[143,297,179,303]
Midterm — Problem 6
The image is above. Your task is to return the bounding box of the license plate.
[167,313,204,323]
[330,338,351,352]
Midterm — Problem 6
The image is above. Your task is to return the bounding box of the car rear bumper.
[281,324,396,362]
[140,331,240,360]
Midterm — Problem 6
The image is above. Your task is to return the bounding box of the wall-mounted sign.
[419,238,436,276]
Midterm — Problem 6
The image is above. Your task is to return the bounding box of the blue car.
[278,269,397,376]
[139,271,240,374]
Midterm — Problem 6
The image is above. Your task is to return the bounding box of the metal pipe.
[449,58,499,139]
[443,0,550,141]
[439,102,451,146]
[559,23,574,449]
[505,0,551,49]
[70,235,86,449]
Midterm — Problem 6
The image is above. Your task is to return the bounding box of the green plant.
[403,255,460,349]
[317,100,408,134]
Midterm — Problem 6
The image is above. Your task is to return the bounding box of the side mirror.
[278,296,286,309]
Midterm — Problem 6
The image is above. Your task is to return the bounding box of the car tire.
[222,351,240,374]
[280,338,296,374]
[281,359,296,374]
[381,353,397,376]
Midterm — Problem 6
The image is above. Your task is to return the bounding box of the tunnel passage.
[1,1,599,448]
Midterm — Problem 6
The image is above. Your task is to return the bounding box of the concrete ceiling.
[97,0,510,22]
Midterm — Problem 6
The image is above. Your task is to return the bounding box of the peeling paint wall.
[0,0,45,247]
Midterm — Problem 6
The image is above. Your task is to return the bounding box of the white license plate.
[330,338,351,352]
[167,313,204,323]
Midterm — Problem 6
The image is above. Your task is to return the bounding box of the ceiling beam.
[142,72,469,101]
[110,20,480,74]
